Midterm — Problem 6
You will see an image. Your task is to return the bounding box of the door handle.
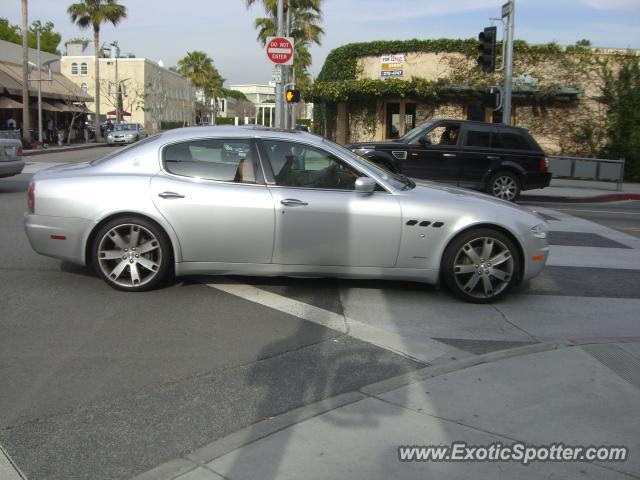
[487,155,501,160]
[281,198,308,207]
[158,191,185,199]
[443,153,457,157]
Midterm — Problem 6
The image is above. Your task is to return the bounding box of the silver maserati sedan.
[24,126,549,302]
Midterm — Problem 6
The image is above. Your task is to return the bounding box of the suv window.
[263,140,361,190]
[163,139,256,184]
[464,125,492,148]
[498,131,532,150]
[421,124,460,146]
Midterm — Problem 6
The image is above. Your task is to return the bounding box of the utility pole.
[36,29,43,144]
[502,0,515,125]
[284,5,291,129]
[274,0,284,128]
[110,41,121,124]
[21,0,30,144]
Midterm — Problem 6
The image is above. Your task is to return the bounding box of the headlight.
[531,223,548,239]
[125,133,134,138]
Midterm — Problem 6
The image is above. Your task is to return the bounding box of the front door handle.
[443,153,457,157]
[487,155,501,160]
[158,191,185,199]
[281,198,308,207]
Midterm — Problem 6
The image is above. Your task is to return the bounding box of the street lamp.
[27,28,53,144]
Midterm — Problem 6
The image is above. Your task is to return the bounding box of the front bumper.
[0,159,25,178]
[24,214,94,265]
[106,136,135,145]
[520,234,550,282]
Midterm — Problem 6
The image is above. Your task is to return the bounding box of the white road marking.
[553,208,640,216]
[206,280,468,365]
[0,444,26,480]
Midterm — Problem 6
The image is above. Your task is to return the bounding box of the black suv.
[346,119,551,201]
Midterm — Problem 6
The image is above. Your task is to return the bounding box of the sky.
[3,0,640,86]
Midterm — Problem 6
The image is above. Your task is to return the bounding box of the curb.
[131,340,567,480]
[22,143,106,156]
[520,193,640,203]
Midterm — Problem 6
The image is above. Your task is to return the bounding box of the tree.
[177,51,225,124]
[67,0,127,142]
[28,20,62,54]
[0,18,21,44]
[246,0,324,91]
[99,78,143,120]
[602,58,640,181]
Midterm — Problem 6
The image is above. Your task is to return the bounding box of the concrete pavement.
[133,339,640,480]
[521,178,640,202]
[21,142,106,156]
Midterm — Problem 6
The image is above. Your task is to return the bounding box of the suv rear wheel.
[487,171,521,202]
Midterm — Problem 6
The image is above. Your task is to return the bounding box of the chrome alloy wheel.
[491,175,518,201]
[452,236,515,300]
[96,223,163,288]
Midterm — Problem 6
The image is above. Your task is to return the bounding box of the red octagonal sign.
[266,36,294,65]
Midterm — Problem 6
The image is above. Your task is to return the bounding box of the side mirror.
[355,177,377,194]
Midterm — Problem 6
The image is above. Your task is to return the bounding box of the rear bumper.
[522,172,552,191]
[24,214,93,265]
[0,159,25,178]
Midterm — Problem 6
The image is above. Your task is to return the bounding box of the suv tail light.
[27,182,35,214]
[539,157,549,173]
[17,146,23,157]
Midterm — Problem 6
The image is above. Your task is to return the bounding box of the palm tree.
[67,0,127,142]
[247,0,324,90]
[178,51,225,124]
[21,0,30,143]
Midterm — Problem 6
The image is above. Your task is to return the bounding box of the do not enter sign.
[266,36,295,65]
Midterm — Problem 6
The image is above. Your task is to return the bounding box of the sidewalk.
[22,142,106,157]
[521,178,640,203]
[134,339,640,480]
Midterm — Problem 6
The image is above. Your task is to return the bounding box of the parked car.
[346,119,552,201]
[0,137,24,178]
[24,126,549,302]
[106,123,147,145]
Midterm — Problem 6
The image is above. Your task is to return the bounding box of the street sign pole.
[275,0,284,128]
[502,0,515,126]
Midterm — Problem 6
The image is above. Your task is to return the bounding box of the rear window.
[499,131,534,151]
[465,128,491,148]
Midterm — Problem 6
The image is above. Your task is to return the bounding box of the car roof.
[432,119,530,132]
[158,125,321,143]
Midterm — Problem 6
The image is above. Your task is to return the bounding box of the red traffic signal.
[285,89,301,104]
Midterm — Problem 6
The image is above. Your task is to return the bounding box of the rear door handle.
[281,198,308,207]
[158,191,185,199]
[443,153,457,157]
[487,155,501,160]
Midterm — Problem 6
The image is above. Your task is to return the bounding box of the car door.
[403,122,462,182]
[259,139,402,267]
[457,123,497,189]
[150,137,275,263]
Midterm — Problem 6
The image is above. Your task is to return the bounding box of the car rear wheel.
[442,228,520,303]
[487,171,520,201]
[92,217,171,291]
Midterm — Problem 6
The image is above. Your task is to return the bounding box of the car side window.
[422,124,460,146]
[464,126,492,148]
[499,131,532,150]
[263,140,361,190]
[163,139,256,184]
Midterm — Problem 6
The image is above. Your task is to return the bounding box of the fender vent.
[391,151,407,160]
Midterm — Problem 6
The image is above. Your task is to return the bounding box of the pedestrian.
[47,118,54,143]
[7,116,17,130]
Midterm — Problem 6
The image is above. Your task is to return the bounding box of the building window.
[80,62,88,75]
[71,63,78,75]
[80,83,88,94]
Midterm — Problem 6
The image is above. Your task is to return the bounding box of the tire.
[442,228,520,303]
[486,171,520,202]
[92,216,171,292]
[135,135,140,142]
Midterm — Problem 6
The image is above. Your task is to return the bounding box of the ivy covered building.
[307,39,637,155]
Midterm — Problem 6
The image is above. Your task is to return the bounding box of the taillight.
[17,146,23,157]
[28,182,35,214]
[539,157,549,173]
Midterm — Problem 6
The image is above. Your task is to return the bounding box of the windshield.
[114,124,137,131]
[327,140,415,191]
[398,121,436,143]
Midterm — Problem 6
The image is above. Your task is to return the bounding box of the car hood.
[345,141,406,149]
[408,179,544,221]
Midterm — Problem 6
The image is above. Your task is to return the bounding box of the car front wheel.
[442,228,520,303]
[487,171,520,201]
[92,216,171,291]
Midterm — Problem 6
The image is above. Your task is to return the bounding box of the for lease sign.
[381,54,405,77]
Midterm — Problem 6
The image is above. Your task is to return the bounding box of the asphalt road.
[1,149,639,479]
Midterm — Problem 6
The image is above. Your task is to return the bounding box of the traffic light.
[478,26,497,73]
[285,89,300,104]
